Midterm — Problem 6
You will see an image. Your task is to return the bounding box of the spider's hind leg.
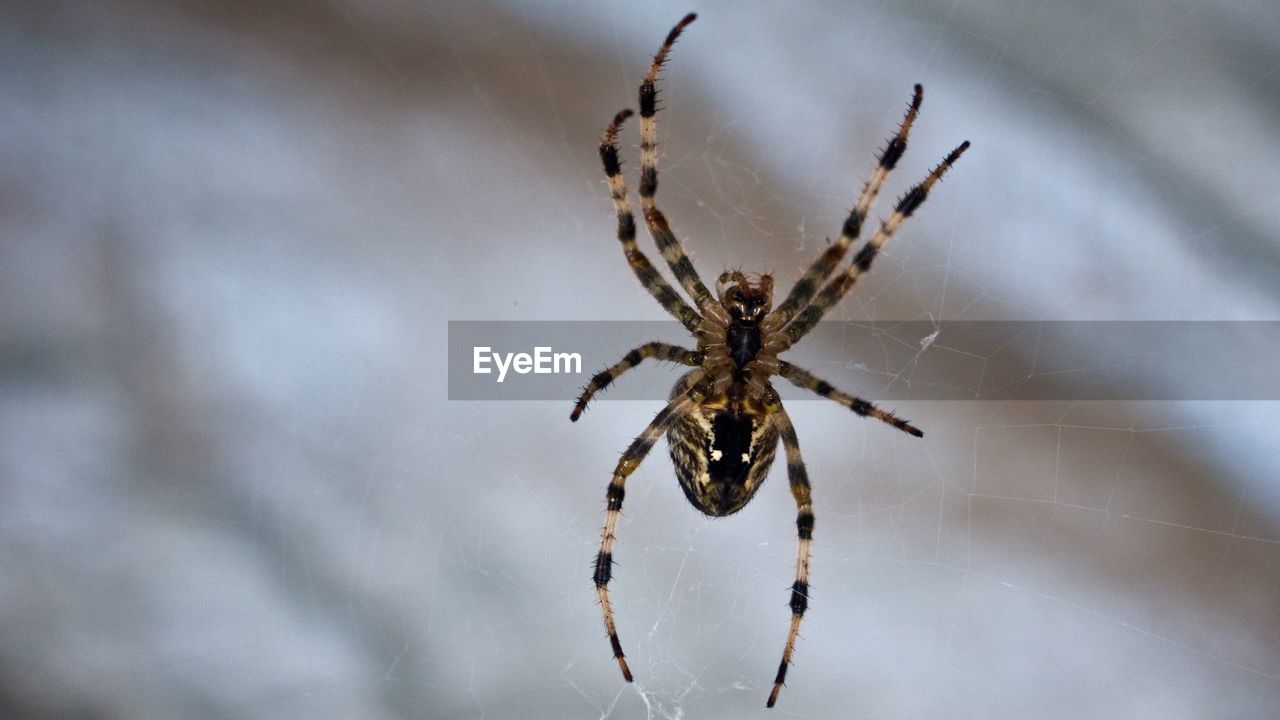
[594,381,703,683]
[766,405,814,708]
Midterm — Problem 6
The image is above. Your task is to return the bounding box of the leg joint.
[594,551,613,586]
[896,185,928,216]
[606,483,625,511]
[789,580,809,615]
[880,136,907,169]
[842,210,864,238]
[852,243,878,272]
[618,213,636,241]
[797,511,814,539]
[639,167,657,197]
[772,657,789,686]
[639,82,656,117]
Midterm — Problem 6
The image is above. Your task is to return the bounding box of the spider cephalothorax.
[717,271,773,367]
[571,12,967,708]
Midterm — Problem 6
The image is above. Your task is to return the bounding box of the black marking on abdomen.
[708,412,755,487]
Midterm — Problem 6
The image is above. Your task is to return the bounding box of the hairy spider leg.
[766,406,814,708]
[572,342,702,421]
[780,140,970,348]
[637,13,721,316]
[594,385,702,683]
[600,110,702,332]
[768,84,924,330]
[778,360,922,437]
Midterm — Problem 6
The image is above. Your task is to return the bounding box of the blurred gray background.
[2,1,1279,718]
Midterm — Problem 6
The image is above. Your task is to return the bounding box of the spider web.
[2,2,1279,719]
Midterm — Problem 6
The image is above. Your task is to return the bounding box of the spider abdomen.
[667,382,779,516]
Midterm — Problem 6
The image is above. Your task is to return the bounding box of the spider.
[571,13,968,708]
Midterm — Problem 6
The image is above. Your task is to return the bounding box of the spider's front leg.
[599,111,702,332]
[767,84,924,331]
[765,403,814,708]
[635,13,727,322]
[594,378,706,682]
[778,140,969,350]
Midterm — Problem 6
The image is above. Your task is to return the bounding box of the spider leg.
[637,14,720,314]
[594,382,703,683]
[776,140,970,349]
[777,360,922,437]
[766,85,923,332]
[766,404,814,708]
[601,110,702,333]
[571,342,702,421]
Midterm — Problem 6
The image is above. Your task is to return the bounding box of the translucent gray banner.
[448,321,1280,401]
